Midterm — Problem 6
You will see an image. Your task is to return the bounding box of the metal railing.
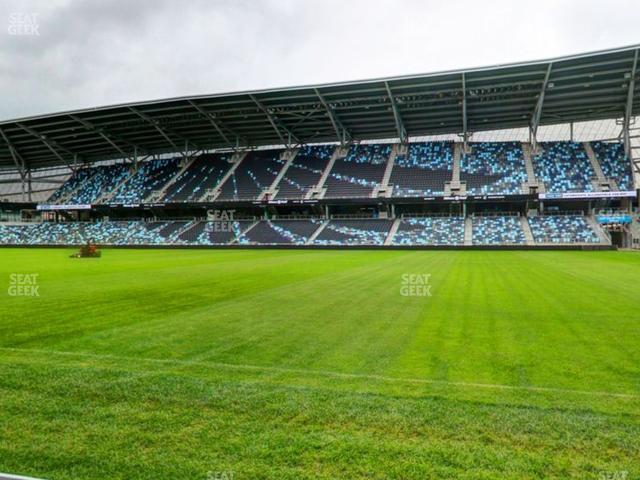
[330,213,377,219]
[271,214,320,220]
[400,212,461,218]
[471,211,521,217]
[541,210,585,216]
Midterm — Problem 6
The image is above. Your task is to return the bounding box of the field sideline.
[0,248,639,479]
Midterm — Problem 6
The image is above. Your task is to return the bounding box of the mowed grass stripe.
[1,346,638,399]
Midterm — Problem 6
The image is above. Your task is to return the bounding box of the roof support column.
[27,168,32,203]
[461,74,469,151]
[623,49,638,159]
[385,82,407,144]
[531,63,553,153]
[0,127,28,202]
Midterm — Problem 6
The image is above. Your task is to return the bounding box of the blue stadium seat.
[590,141,633,191]
[460,142,526,195]
[472,216,525,245]
[275,146,334,199]
[528,216,600,243]
[110,158,181,203]
[323,144,391,198]
[533,142,595,193]
[162,154,232,202]
[216,150,285,201]
[237,219,323,245]
[392,217,465,245]
[390,142,453,197]
[313,219,393,245]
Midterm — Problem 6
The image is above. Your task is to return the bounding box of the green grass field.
[0,248,639,480]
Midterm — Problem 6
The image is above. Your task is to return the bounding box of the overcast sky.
[1,0,638,121]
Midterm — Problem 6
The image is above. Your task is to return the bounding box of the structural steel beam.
[623,49,638,158]
[315,89,351,145]
[385,82,407,143]
[0,127,27,172]
[530,62,554,150]
[15,122,78,169]
[129,107,201,152]
[188,100,247,148]
[0,128,30,202]
[249,94,300,146]
[69,115,142,161]
[461,74,468,148]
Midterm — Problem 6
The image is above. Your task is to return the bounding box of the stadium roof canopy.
[0,44,638,171]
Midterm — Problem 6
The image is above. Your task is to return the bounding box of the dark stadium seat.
[460,142,526,195]
[237,220,323,245]
[216,150,285,201]
[472,216,526,245]
[590,141,632,191]
[274,146,334,199]
[528,216,600,243]
[110,158,182,203]
[392,217,465,245]
[390,142,453,197]
[313,219,393,245]
[162,154,233,202]
[323,144,391,198]
[532,142,595,193]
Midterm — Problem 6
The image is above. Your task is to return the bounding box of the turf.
[0,248,639,479]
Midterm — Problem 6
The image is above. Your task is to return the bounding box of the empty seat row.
[533,142,595,193]
[461,142,526,195]
[216,150,285,201]
[590,141,633,191]
[46,141,633,204]
[274,146,334,199]
[162,154,233,202]
[391,142,454,197]
[314,219,393,245]
[323,144,391,198]
[472,216,526,245]
[0,215,604,246]
[393,217,464,245]
[528,215,600,243]
[110,158,181,203]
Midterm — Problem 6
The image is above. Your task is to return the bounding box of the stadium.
[1,4,640,479]
[1,47,639,249]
